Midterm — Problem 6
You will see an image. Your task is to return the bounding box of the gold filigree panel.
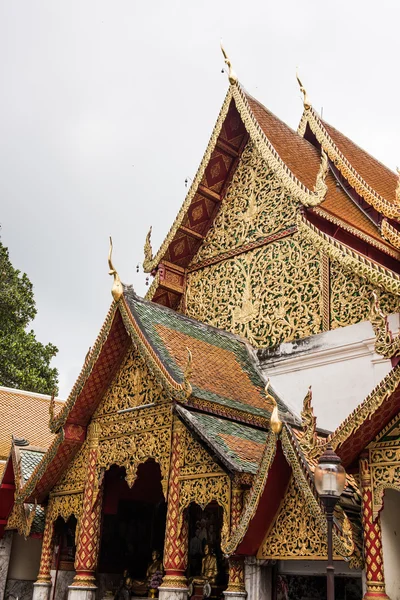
[259,477,327,559]
[191,142,298,265]
[258,477,353,560]
[53,440,89,495]
[180,427,224,477]
[94,346,163,417]
[47,493,83,524]
[97,419,172,496]
[330,263,400,329]
[186,234,322,347]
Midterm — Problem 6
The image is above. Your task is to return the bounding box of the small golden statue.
[146,550,163,583]
[192,544,218,585]
[131,550,164,597]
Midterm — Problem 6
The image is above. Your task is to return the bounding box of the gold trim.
[313,207,400,260]
[297,214,400,295]
[382,219,400,251]
[370,292,400,358]
[300,107,400,220]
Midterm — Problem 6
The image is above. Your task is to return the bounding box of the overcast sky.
[1,1,399,399]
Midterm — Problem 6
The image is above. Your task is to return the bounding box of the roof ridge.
[0,386,64,404]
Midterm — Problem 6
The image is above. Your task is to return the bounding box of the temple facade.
[1,55,400,600]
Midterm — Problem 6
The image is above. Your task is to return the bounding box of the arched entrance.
[98,460,167,594]
[380,488,400,599]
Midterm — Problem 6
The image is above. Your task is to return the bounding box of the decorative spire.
[108,237,123,302]
[143,226,153,271]
[266,379,282,434]
[370,291,400,357]
[299,386,318,454]
[296,70,311,110]
[220,41,238,86]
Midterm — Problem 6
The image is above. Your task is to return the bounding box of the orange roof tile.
[154,323,272,413]
[245,93,321,189]
[322,120,398,204]
[0,387,63,461]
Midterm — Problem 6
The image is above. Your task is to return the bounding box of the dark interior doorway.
[99,460,166,579]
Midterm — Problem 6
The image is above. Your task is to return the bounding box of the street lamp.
[314,444,346,600]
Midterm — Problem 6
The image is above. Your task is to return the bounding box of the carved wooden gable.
[184,140,322,347]
[369,413,400,519]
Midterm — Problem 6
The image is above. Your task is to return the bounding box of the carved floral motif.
[186,234,322,347]
[191,142,298,265]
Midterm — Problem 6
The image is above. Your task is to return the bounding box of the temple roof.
[144,82,400,309]
[0,386,63,463]
[176,405,267,474]
[124,286,290,422]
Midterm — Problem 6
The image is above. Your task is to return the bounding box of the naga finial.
[108,237,123,302]
[143,226,153,270]
[266,379,282,434]
[220,41,238,86]
[296,69,311,110]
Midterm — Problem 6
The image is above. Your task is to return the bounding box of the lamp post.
[314,444,346,600]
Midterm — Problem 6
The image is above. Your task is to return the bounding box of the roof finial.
[143,226,153,271]
[108,237,123,302]
[220,41,238,86]
[296,69,311,110]
[266,379,282,434]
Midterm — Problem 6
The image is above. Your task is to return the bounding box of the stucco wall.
[259,316,399,431]
[7,533,42,580]
[381,489,400,600]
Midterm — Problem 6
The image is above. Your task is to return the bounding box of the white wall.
[381,489,400,600]
[7,533,42,581]
[259,316,399,431]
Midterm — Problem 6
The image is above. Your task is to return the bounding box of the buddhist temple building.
[1,51,400,600]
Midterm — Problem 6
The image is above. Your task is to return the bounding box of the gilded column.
[69,422,103,600]
[159,419,189,600]
[32,511,55,600]
[225,486,246,599]
[359,454,390,599]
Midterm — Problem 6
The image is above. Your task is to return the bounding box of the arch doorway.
[98,460,167,587]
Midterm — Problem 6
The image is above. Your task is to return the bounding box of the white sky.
[1,1,399,398]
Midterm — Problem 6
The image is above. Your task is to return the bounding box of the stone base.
[67,584,97,600]
[32,582,52,600]
[158,587,189,600]
[224,592,247,600]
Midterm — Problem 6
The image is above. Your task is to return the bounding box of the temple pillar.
[244,557,271,600]
[68,423,103,600]
[159,419,189,600]
[359,454,390,599]
[32,514,55,600]
[225,486,246,600]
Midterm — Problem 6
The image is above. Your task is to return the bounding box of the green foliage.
[0,240,59,395]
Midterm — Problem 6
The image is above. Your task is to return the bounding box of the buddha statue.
[131,550,163,596]
[146,550,163,585]
[192,544,218,585]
